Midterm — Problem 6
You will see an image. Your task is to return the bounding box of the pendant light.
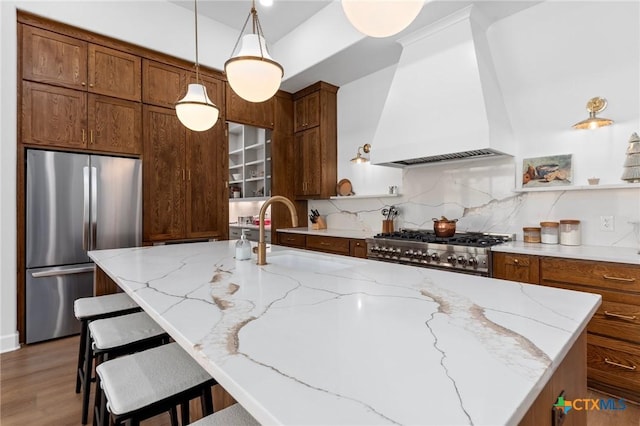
[224,0,283,103]
[341,0,425,38]
[572,97,614,130]
[176,0,220,131]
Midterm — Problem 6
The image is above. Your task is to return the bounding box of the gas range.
[366,229,514,276]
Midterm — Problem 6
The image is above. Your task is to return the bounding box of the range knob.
[371,246,380,253]
[457,256,467,266]
[405,249,414,257]
[431,253,440,262]
[447,255,457,265]
[468,257,478,268]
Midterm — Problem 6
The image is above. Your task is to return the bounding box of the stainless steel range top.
[366,229,514,276]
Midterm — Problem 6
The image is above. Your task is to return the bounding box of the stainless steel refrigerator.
[25,150,141,344]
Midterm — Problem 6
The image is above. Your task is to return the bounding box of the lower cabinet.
[278,232,366,259]
[492,252,640,403]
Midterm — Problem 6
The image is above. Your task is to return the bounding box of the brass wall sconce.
[572,97,614,130]
[351,144,371,163]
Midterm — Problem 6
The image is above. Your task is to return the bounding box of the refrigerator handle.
[91,166,98,250]
[31,265,95,278]
[83,166,90,251]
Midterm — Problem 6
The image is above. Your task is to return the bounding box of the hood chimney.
[371,5,514,167]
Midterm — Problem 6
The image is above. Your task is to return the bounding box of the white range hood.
[371,6,514,167]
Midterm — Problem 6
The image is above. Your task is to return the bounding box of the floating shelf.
[329,193,401,200]
[229,180,242,184]
[513,183,640,193]
[228,164,242,170]
[244,143,264,150]
[229,148,243,155]
[245,177,264,182]
[245,159,264,166]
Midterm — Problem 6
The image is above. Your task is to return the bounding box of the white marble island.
[89,241,600,425]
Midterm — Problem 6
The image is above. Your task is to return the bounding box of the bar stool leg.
[81,331,95,424]
[76,320,88,393]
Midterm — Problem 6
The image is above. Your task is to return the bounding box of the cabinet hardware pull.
[89,83,94,88]
[604,311,637,320]
[182,169,185,180]
[513,259,519,264]
[82,129,86,142]
[604,358,637,371]
[188,170,191,181]
[603,275,635,282]
[81,82,86,87]
[90,130,94,144]
[286,238,295,242]
[320,242,330,246]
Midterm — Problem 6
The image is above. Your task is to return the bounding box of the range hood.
[371,6,514,167]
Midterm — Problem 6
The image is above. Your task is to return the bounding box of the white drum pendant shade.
[176,83,220,131]
[225,34,283,103]
[342,0,424,38]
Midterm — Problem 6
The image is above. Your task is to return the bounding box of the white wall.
[310,1,640,249]
[0,0,242,352]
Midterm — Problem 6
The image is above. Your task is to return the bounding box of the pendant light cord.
[194,0,201,84]
[229,0,268,59]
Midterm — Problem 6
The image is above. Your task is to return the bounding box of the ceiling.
[169,0,542,92]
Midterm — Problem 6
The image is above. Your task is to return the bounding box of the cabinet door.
[88,94,141,154]
[22,81,87,148]
[88,44,141,101]
[295,128,321,197]
[143,105,186,241]
[492,252,539,284]
[192,74,225,113]
[294,91,320,132]
[350,239,368,258]
[186,124,227,239]
[143,60,186,108]
[22,26,88,90]
[225,84,274,129]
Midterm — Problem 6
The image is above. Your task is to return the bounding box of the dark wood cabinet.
[491,252,539,284]
[88,44,141,101]
[143,102,228,243]
[88,95,141,154]
[143,105,187,241]
[277,231,367,259]
[225,84,275,129]
[293,82,338,199]
[142,60,185,108]
[22,81,87,148]
[295,128,321,197]
[294,90,319,132]
[22,26,88,90]
[495,252,640,403]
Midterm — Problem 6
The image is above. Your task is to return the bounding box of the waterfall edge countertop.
[89,241,600,425]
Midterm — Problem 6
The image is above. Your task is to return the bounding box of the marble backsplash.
[309,157,640,249]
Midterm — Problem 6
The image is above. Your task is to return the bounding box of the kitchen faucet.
[257,196,298,265]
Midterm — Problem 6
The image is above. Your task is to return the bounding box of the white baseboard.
[0,331,20,353]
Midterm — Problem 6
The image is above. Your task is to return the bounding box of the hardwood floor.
[1,336,639,425]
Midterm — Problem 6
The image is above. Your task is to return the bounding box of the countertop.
[277,227,374,239]
[229,223,270,231]
[492,241,640,265]
[89,241,600,425]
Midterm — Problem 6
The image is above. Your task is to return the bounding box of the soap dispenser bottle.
[235,229,252,261]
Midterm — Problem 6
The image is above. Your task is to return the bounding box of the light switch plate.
[600,216,614,232]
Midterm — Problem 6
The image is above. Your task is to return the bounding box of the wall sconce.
[572,97,614,130]
[351,144,371,163]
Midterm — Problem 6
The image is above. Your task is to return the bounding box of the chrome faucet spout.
[257,196,298,265]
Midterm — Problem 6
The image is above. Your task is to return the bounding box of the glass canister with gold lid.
[540,221,559,244]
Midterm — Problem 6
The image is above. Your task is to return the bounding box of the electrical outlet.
[600,215,614,232]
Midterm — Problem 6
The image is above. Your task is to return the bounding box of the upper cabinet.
[22,26,141,101]
[294,90,320,132]
[225,84,274,129]
[142,60,185,108]
[292,82,338,199]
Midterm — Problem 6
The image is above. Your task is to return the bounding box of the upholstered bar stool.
[74,293,140,423]
[189,404,260,426]
[95,342,216,426]
[81,311,169,424]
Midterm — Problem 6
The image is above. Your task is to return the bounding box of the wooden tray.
[336,179,354,196]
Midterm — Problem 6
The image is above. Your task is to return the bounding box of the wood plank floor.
[1,336,639,425]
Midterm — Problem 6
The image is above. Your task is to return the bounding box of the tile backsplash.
[310,157,640,249]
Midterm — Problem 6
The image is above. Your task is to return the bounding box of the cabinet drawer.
[491,252,539,284]
[587,334,640,395]
[541,257,640,292]
[350,239,367,259]
[278,233,306,248]
[590,299,640,344]
[306,235,350,255]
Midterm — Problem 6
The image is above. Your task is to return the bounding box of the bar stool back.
[95,342,216,426]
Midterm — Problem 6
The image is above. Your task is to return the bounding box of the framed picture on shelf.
[522,154,572,187]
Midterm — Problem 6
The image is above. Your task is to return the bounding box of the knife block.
[312,217,327,230]
[382,219,394,233]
